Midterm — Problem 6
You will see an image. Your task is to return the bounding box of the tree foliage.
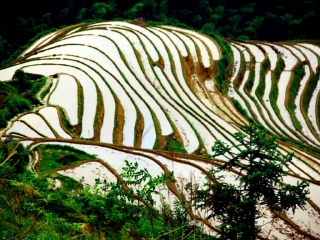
[0,0,319,67]
[12,69,31,92]
[0,69,48,128]
[195,124,310,239]
[0,139,213,239]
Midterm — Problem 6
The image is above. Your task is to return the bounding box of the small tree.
[195,124,310,239]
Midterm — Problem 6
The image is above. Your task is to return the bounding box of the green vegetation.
[0,140,213,239]
[161,135,187,154]
[244,67,255,93]
[40,81,53,100]
[231,98,254,123]
[193,124,310,239]
[208,35,233,95]
[244,55,256,93]
[0,120,315,239]
[269,56,285,120]
[255,57,270,101]
[302,71,319,116]
[0,1,319,238]
[57,106,74,135]
[0,69,47,128]
[233,51,246,89]
[34,144,97,172]
[288,62,304,131]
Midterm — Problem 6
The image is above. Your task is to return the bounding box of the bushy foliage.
[0,140,214,239]
[162,137,187,154]
[0,94,33,128]
[12,69,32,92]
[194,124,310,240]
[0,69,47,128]
[35,144,97,172]
[0,108,10,127]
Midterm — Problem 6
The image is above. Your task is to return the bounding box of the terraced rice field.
[1,21,320,239]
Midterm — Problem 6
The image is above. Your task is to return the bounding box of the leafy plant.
[0,69,47,128]
[120,160,167,206]
[195,124,310,240]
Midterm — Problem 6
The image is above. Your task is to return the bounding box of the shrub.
[6,94,32,116]
[194,124,310,239]
[0,108,10,127]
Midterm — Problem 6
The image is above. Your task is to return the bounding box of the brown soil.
[37,112,60,139]
[284,59,302,132]
[153,56,165,70]
[233,54,246,89]
[195,62,215,83]
[91,87,104,141]
[131,18,148,27]
[112,94,124,145]
[181,56,193,89]
[150,111,166,150]
[134,107,144,148]
[72,124,81,136]
[73,76,84,136]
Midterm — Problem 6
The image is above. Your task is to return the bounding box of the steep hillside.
[1,21,320,239]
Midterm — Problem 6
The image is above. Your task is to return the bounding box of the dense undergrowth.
[0,69,47,128]
[35,144,97,172]
[0,140,213,239]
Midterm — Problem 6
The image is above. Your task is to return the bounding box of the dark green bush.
[0,108,10,127]
[0,70,47,128]
[6,94,32,116]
